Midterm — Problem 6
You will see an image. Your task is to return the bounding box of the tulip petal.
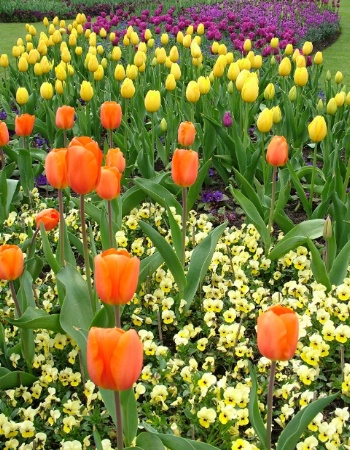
[94,254,113,303]
[280,313,299,360]
[118,257,140,304]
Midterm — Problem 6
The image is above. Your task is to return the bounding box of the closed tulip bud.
[75,46,83,56]
[55,80,65,95]
[326,70,332,81]
[308,115,327,142]
[114,64,125,81]
[18,56,28,72]
[227,62,240,81]
[134,51,145,67]
[87,54,98,72]
[80,80,93,102]
[45,148,68,189]
[186,80,200,103]
[257,305,299,361]
[326,98,337,115]
[272,106,282,124]
[96,166,122,200]
[160,118,167,132]
[314,51,323,65]
[67,136,102,194]
[94,65,104,81]
[257,108,274,133]
[335,91,346,107]
[52,30,62,44]
[323,215,332,241]
[183,34,192,48]
[218,43,227,55]
[176,31,184,44]
[264,83,275,100]
[222,111,233,128]
[112,46,122,61]
[346,92,350,106]
[55,63,67,81]
[99,27,107,38]
[144,29,152,41]
[15,114,35,136]
[34,63,42,76]
[243,39,252,52]
[43,17,49,26]
[40,82,54,100]
[16,87,29,105]
[211,41,219,54]
[296,55,306,68]
[12,46,21,58]
[252,55,263,69]
[61,48,71,63]
[241,76,259,103]
[266,135,288,166]
[198,76,210,94]
[161,33,169,45]
[171,63,181,80]
[278,57,291,77]
[0,121,9,146]
[172,148,199,187]
[317,99,324,112]
[165,56,173,69]
[145,90,161,113]
[270,56,276,66]
[213,61,225,78]
[192,56,203,68]
[178,121,196,147]
[106,148,126,173]
[284,43,293,55]
[35,208,60,231]
[130,32,139,46]
[147,38,155,48]
[270,37,279,48]
[121,78,135,99]
[0,244,24,281]
[169,46,179,63]
[165,74,176,91]
[226,52,234,64]
[197,23,205,35]
[289,86,297,102]
[235,69,249,91]
[227,81,234,93]
[87,327,143,391]
[95,248,140,305]
[335,71,343,84]
[126,64,138,80]
[294,67,308,87]
[191,42,201,59]
[101,58,108,69]
[0,54,9,68]
[302,41,313,56]
[100,102,122,130]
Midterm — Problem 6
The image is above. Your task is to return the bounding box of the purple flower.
[222,111,233,128]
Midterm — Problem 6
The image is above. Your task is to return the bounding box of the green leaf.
[99,388,116,423]
[139,220,186,293]
[70,196,102,224]
[17,148,34,196]
[183,222,227,314]
[279,219,325,241]
[248,361,267,449]
[26,255,44,281]
[329,239,350,286]
[5,307,64,333]
[268,236,307,261]
[136,433,166,450]
[307,239,332,291]
[229,186,271,248]
[121,388,139,447]
[232,168,265,217]
[56,217,76,267]
[40,222,60,274]
[187,159,212,212]
[134,178,182,215]
[0,371,37,389]
[276,393,338,450]
[139,252,163,286]
[286,161,312,218]
[92,427,104,450]
[90,304,115,328]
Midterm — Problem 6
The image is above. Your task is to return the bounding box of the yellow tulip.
[112,46,122,61]
[317,99,324,112]
[213,62,225,78]
[241,75,259,103]
[55,79,65,94]
[294,67,308,87]
[134,51,145,67]
[147,39,155,48]
[16,87,29,105]
[296,55,306,68]
[308,116,327,142]
[252,55,263,69]
[37,40,48,55]
[145,90,161,113]
[335,71,343,84]
[284,44,293,55]
[227,81,234,94]
[302,41,313,56]
[18,56,28,72]
[171,63,181,80]
[61,48,71,63]
[243,39,252,52]
[227,62,240,81]
[186,80,200,103]
[120,78,135,99]
[314,52,323,65]
[114,64,125,81]
[126,64,138,80]
[289,86,297,101]
[55,63,67,81]
[226,52,234,64]
[165,74,176,91]
[34,62,42,76]
[0,54,9,68]
[183,34,192,48]
[198,76,210,94]
[130,32,139,46]
[270,37,279,48]
[218,43,227,55]
[40,56,51,74]
[123,35,130,46]
[197,23,205,35]
[191,42,201,59]
[271,106,282,124]
[87,54,99,72]
[144,29,152,41]
[43,17,49,26]
[235,69,250,91]
[80,80,93,101]
[264,83,275,100]
[326,98,337,115]
[257,108,273,133]
[12,46,22,58]
[93,65,104,81]
[161,33,169,45]
[52,30,62,44]
[138,42,147,53]
[99,28,107,38]
[40,82,54,100]
[176,31,184,44]
[278,57,291,77]
[156,47,166,64]
[75,46,83,56]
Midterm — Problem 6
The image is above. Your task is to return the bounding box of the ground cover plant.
[0,1,350,449]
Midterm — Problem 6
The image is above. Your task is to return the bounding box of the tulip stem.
[108,129,113,149]
[266,360,277,450]
[261,134,266,185]
[107,200,115,248]
[181,187,188,267]
[9,280,22,318]
[340,344,345,381]
[28,228,40,260]
[63,129,68,148]
[115,305,121,329]
[114,390,124,450]
[342,151,350,202]
[309,142,318,210]
[80,194,95,315]
[268,166,278,235]
[58,189,65,266]
[0,147,5,169]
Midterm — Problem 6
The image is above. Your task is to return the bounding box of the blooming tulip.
[100,101,122,130]
[257,305,299,361]
[178,121,196,147]
[94,248,140,305]
[0,244,24,281]
[106,148,126,173]
[66,137,103,194]
[266,136,288,167]
[96,166,122,200]
[308,116,327,142]
[55,106,75,130]
[35,208,60,231]
[144,90,161,113]
[45,148,68,189]
[87,327,143,391]
[0,121,9,146]
[171,148,199,187]
[15,114,35,137]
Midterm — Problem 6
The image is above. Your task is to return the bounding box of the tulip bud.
[314,51,323,65]
[197,76,210,94]
[18,56,28,72]
[45,148,68,189]
[270,37,279,49]
[100,101,122,130]
[243,39,252,52]
[222,111,233,128]
[317,99,324,112]
[308,115,327,142]
[144,90,161,113]
[326,98,337,115]
[178,122,196,147]
[0,244,24,281]
[227,62,240,81]
[284,44,293,55]
[55,80,65,95]
[323,215,332,241]
[0,54,9,68]
[36,208,60,231]
[289,86,297,102]
[197,23,205,35]
[294,67,308,87]
[186,80,200,103]
[106,148,126,173]
[266,135,288,167]
[335,91,346,107]
[126,64,138,80]
[257,108,274,133]
[160,118,168,132]
[96,166,122,200]
[16,87,29,105]
[326,70,332,81]
[264,83,275,100]
[80,80,93,102]
[253,55,263,69]
[40,82,54,100]
[120,78,135,99]
[94,65,104,81]
[335,71,343,84]
[235,69,249,91]
[172,148,199,187]
[241,76,259,103]
[165,74,176,91]
[114,64,125,81]
[302,41,313,56]
[272,106,282,124]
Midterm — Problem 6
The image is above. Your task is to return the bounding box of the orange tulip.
[45,148,68,189]
[66,136,103,194]
[257,305,299,361]
[35,208,60,231]
[100,101,122,130]
[94,248,140,305]
[178,121,196,147]
[55,105,75,130]
[266,136,288,167]
[15,114,35,137]
[0,244,24,281]
[0,121,9,146]
[106,147,126,173]
[171,148,199,187]
[87,327,143,391]
[96,166,122,200]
